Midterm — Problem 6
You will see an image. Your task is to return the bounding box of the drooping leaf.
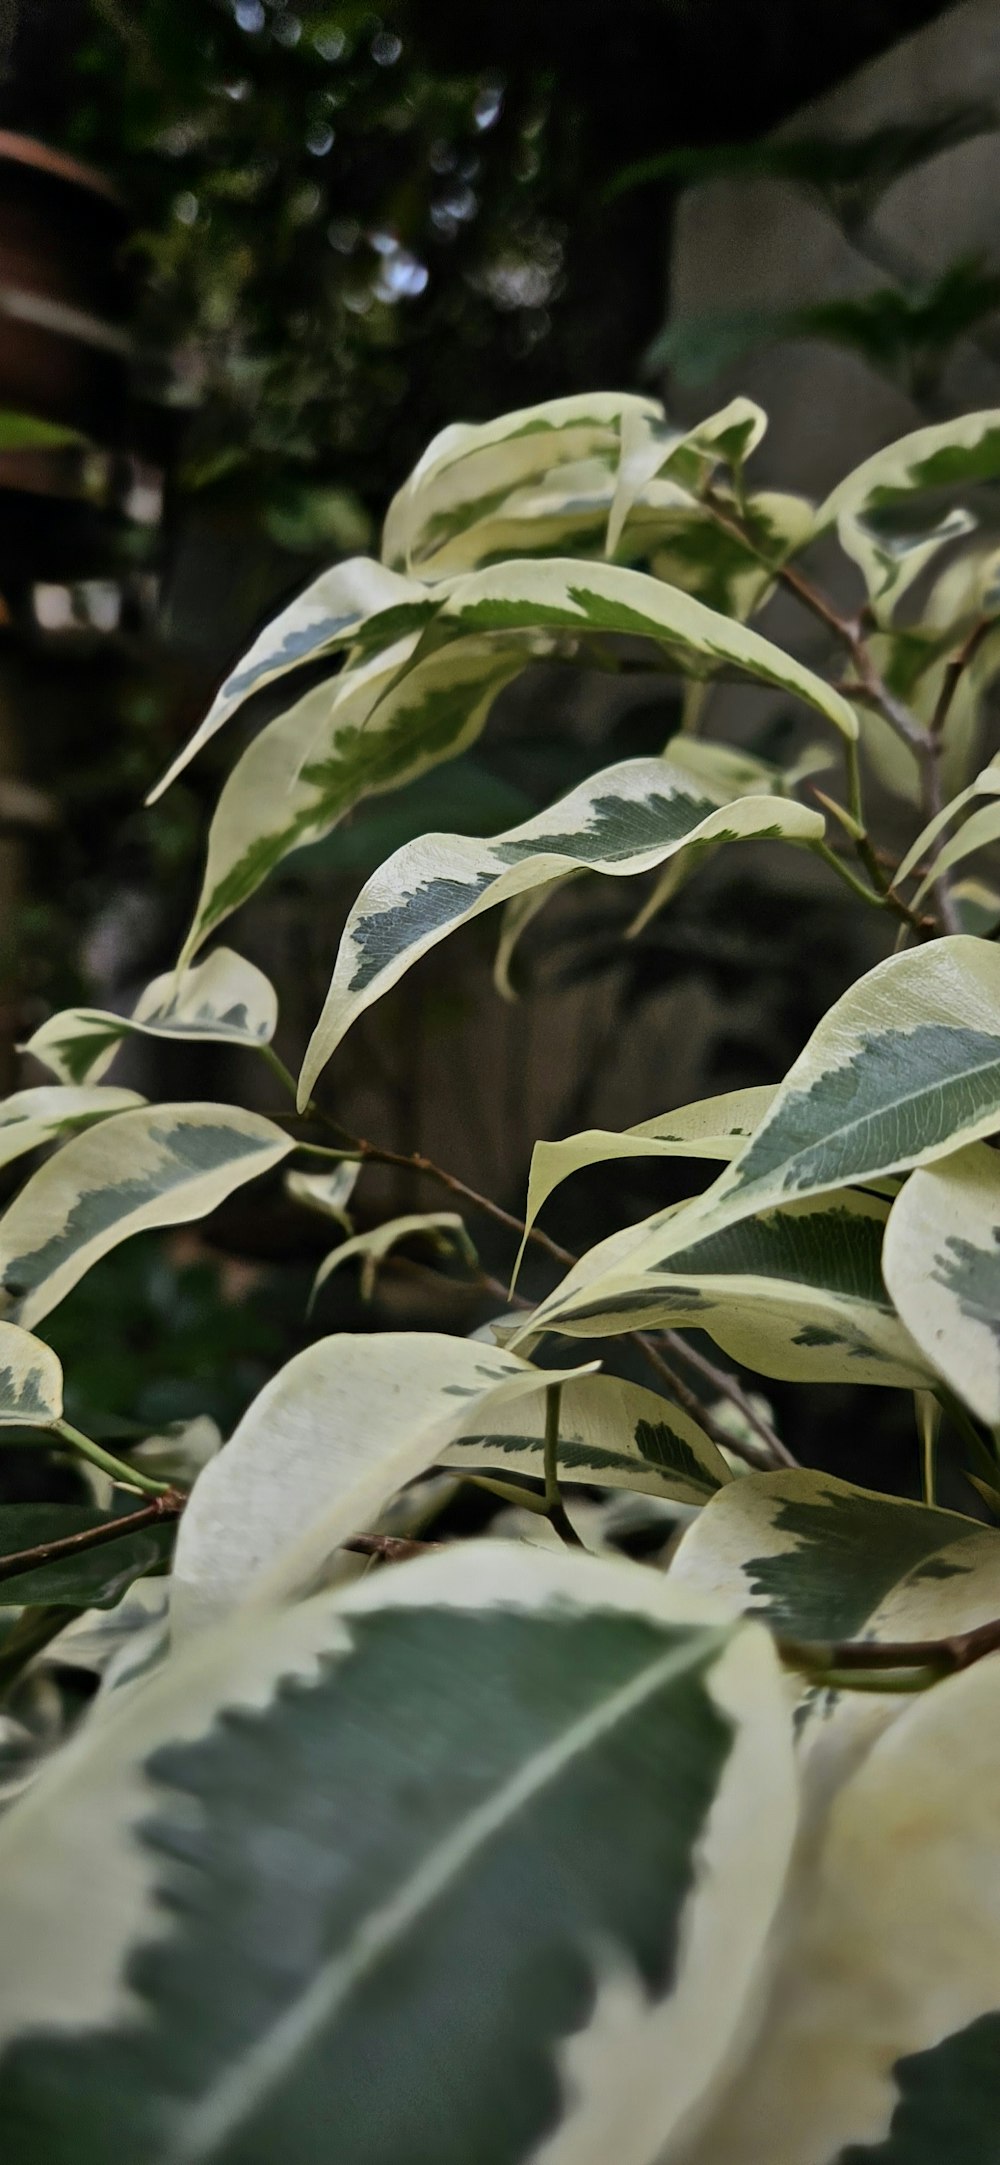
[678,1649,1000,2163]
[892,758,1000,889]
[421,557,859,739]
[0,1321,63,1427]
[819,407,1000,522]
[605,396,766,556]
[668,1466,1000,1821]
[884,1141,1000,1424]
[180,631,528,960]
[170,1333,594,1630]
[519,1190,926,1390]
[284,1161,360,1227]
[0,1086,145,1171]
[24,950,278,1087]
[634,936,1000,1245]
[445,1371,732,1502]
[148,558,435,801]
[0,1105,292,1329]
[298,756,823,1100]
[381,389,663,573]
[311,1211,476,1303]
[0,1501,174,1608]
[912,795,1000,904]
[0,1542,796,2165]
[514,1084,777,1285]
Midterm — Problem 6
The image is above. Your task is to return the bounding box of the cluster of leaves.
[6,391,1000,2153]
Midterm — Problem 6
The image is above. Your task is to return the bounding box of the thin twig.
[342,1531,439,1564]
[0,1492,185,1587]
[657,1331,796,1469]
[930,616,994,741]
[317,1130,792,1470]
[781,1610,1000,1683]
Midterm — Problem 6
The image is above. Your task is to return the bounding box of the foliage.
[633,105,1000,401]
[7,387,1000,2154]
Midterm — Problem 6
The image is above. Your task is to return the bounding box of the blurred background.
[0,0,994,1486]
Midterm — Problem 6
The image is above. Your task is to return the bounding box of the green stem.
[844,735,864,830]
[51,1419,172,1498]
[812,842,886,908]
[258,1043,299,1103]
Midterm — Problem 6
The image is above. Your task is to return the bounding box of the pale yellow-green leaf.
[517,1189,926,1391]
[513,1083,777,1288]
[0,1320,63,1426]
[493,873,580,999]
[912,793,1000,903]
[0,1085,145,1170]
[23,948,277,1086]
[382,390,663,574]
[892,757,1000,889]
[605,395,766,558]
[311,1210,475,1303]
[298,756,823,1101]
[818,406,1000,562]
[426,557,859,737]
[677,1649,1000,2164]
[284,1160,360,1227]
[884,1141,1000,1424]
[181,629,530,961]
[444,1369,731,1502]
[0,1541,796,2165]
[148,557,434,801]
[668,1466,1000,1836]
[623,935,1000,1244]
[0,1103,292,1328]
[170,1334,595,1630]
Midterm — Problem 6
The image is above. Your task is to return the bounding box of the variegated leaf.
[641,936,1000,1245]
[298,757,823,1100]
[311,1210,476,1302]
[668,1467,1000,1821]
[677,1650,1000,2164]
[444,1370,732,1502]
[0,1085,145,1170]
[0,1542,796,2165]
[170,1333,594,1630]
[24,949,277,1087]
[518,1190,926,1390]
[148,558,435,801]
[0,1104,292,1328]
[181,630,528,960]
[422,557,859,738]
[0,1320,62,1426]
[515,1084,777,1286]
[892,757,1000,890]
[884,1142,1000,1424]
[840,504,976,628]
[284,1161,360,1227]
[818,407,1000,619]
[912,794,1000,904]
[382,389,663,574]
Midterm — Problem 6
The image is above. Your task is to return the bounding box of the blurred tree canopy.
[0,0,955,548]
